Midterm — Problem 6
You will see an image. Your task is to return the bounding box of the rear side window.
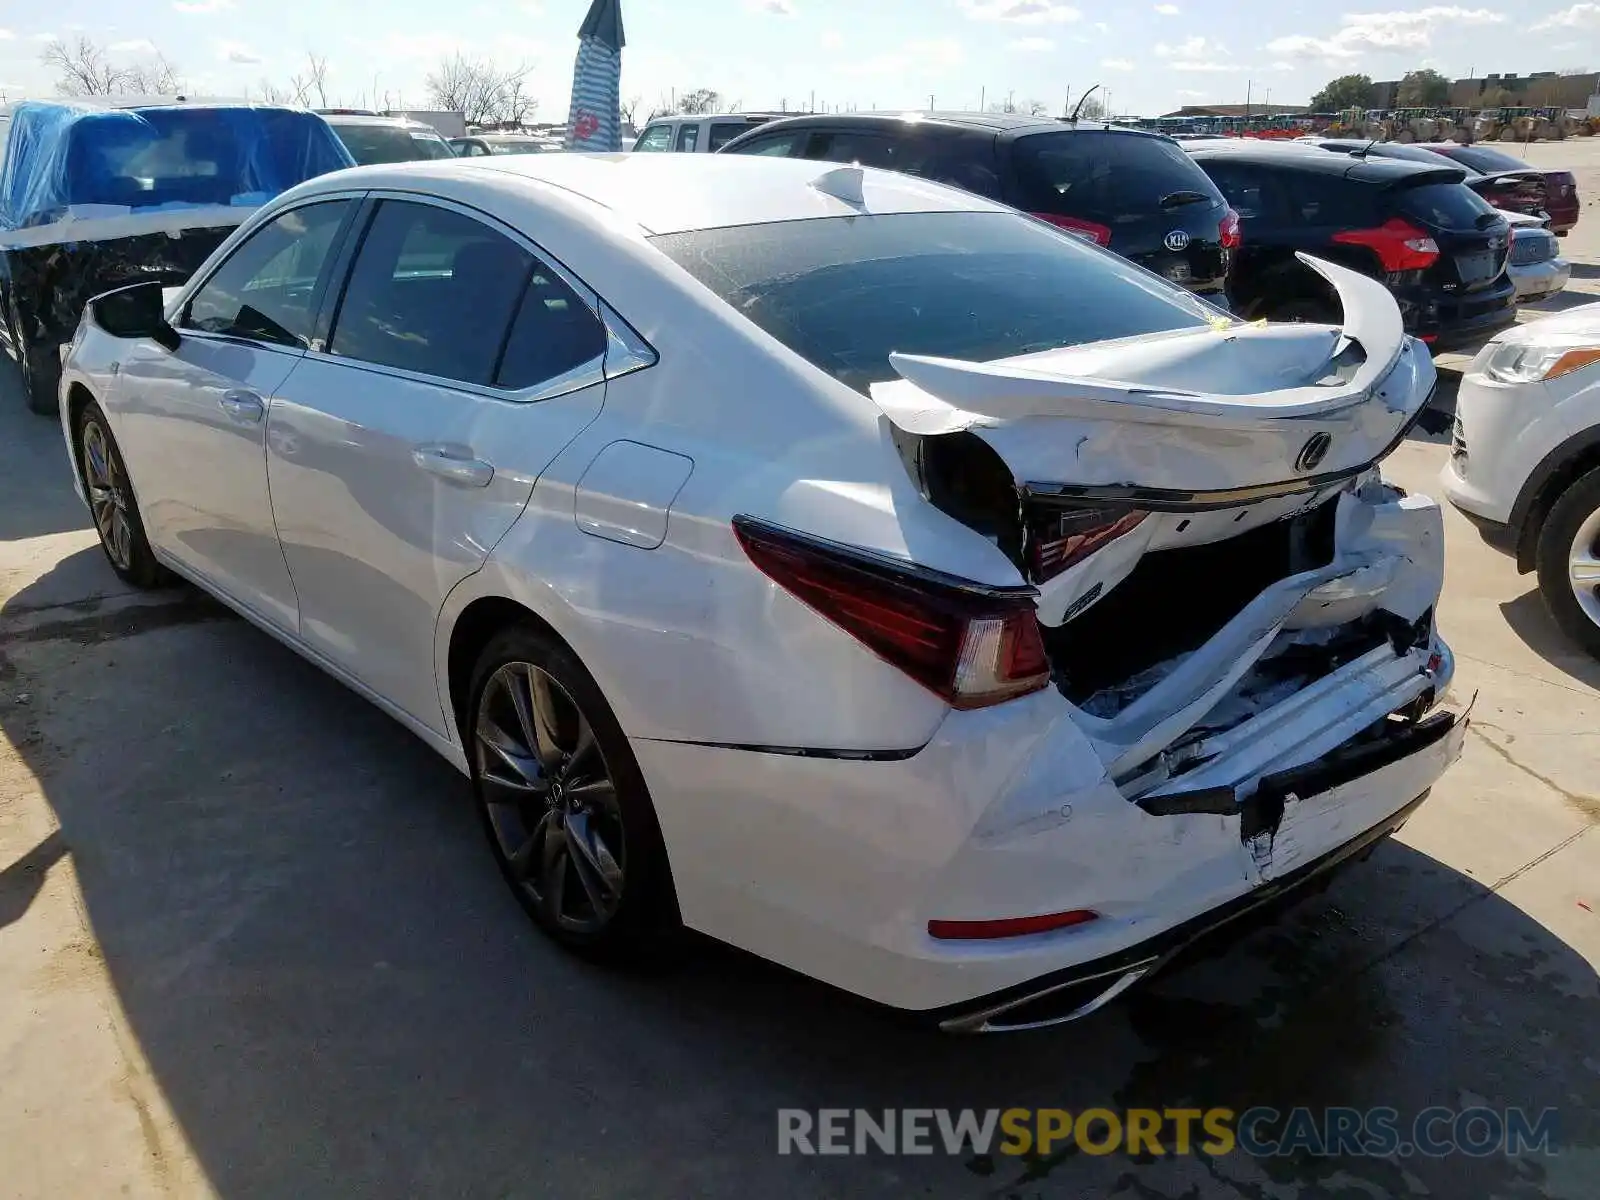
[1010,131,1223,223]
[1197,161,1288,225]
[652,211,1219,393]
[1282,173,1380,226]
[1394,182,1500,231]
[330,200,532,385]
[708,122,756,151]
[806,131,900,168]
[1440,144,1527,174]
[495,267,607,389]
[634,125,672,152]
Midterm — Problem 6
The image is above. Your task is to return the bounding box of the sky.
[0,0,1597,118]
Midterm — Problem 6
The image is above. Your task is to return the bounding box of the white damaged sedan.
[57,154,1464,1031]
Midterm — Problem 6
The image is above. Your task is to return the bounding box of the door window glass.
[723,131,807,157]
[675,124,701,152]
[328,200,532,385]
[495,267,607,389]
[708,122,756,151]
[634,124,673,152]
[183,200,352,347]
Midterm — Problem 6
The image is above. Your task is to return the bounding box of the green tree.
[1396,68,1450,107]
[1309,73,1375,111]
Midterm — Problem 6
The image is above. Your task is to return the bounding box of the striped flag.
[565,0,625,152]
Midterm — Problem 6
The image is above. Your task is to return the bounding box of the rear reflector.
[733,515,1052,710]
[929,910,1099,940]
[1031,212,1112,246]
[1028,504,1148,582]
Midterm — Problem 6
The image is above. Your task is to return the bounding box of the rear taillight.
[1031,212,1112,246]
[734,516,1051,710]
[1332,217,1439,273]
[1028,504,1148,582]
[1219,207,1242,249]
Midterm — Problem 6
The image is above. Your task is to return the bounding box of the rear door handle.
[411,445,494,488]
[219,389,265,422]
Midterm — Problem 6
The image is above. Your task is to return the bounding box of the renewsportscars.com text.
[777,1107,1558,1158]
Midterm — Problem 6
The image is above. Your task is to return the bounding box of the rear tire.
[7,295,60,416]
[467,625,682,963]
[1535,466,1600,660]
[73,400,169,589]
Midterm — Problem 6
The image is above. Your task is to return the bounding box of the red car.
[1421,142,1580,235]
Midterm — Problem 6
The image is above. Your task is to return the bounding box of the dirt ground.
[0,139,1597,1200]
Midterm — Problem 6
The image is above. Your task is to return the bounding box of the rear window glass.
[1011,131,1223,224]
[1395,182,1500,231]
[1439,144,1529,174]
[652,211,1221,393]
[334,124,454,165]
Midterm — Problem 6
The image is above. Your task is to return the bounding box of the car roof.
[1186,141,1465,183]
[294,153,1010,235]
[716,111,1152,141]
[322,113,438,130]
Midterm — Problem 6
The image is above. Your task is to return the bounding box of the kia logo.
[1164,230,1191,251]
[1295,433,1333,473]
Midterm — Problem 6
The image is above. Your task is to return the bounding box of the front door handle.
[411,445,494,488]
[219,389,265,423]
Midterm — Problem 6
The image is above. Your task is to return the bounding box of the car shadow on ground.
[1566,262,1600,280]
[1499,587,1600,691]
[1,550,1595,1198]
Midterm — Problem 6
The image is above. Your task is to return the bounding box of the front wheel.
[468,627,681,962]
[75,401,168,588]
[1535,466,1600,660]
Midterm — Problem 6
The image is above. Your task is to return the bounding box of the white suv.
[1441,304,1600,657]
[630,113,779,153]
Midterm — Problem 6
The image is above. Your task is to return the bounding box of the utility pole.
[981,86,986,111]
[1244,79,1252,123]
[929,93,936,110]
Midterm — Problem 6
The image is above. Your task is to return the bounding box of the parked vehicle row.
[56,153,1465,1027]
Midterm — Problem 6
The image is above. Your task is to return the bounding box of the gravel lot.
[1,139,1597,1199]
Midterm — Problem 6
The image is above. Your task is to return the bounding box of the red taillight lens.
[1219,207,1241,249]
[928,909,1098,940]
[1028,505,1148,583]
[1031,212,1112,246]
[734,516,1052,710]
[1332,217,1439,273]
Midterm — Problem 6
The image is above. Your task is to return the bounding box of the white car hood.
[870,255,1436,496]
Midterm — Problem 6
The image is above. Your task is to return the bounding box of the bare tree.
[122,53,184,95]
[619,94,642,127]
[425,53,536,126]
[289,52,329,108]
[42,35,124,96]
[1027,98,1049,117]
[1075,95,1107,121]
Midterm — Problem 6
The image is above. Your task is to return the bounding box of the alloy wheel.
[474,661,626,933]
[82,419,134,571]
[1568,504,1600,630]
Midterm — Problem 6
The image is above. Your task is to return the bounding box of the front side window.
[675,124,701,153]
[184,199,353,347]
[653,211,1221,393]
[634,125,673,152]
[328,200,532,385]
[723,131,807,157]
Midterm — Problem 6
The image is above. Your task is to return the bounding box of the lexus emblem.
[1163,230,1191,251]
[1295,433,1333,473]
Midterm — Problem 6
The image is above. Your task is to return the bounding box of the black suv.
[718,112,1238,303]
[1185,143,1516,348]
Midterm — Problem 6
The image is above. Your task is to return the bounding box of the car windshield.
[652,211,1222,393]
[1439,144,1533,174]
[333,124,455,165]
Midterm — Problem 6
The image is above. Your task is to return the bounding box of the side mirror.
[89,280,181,351]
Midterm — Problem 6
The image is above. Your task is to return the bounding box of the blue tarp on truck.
[0,101,353,230]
